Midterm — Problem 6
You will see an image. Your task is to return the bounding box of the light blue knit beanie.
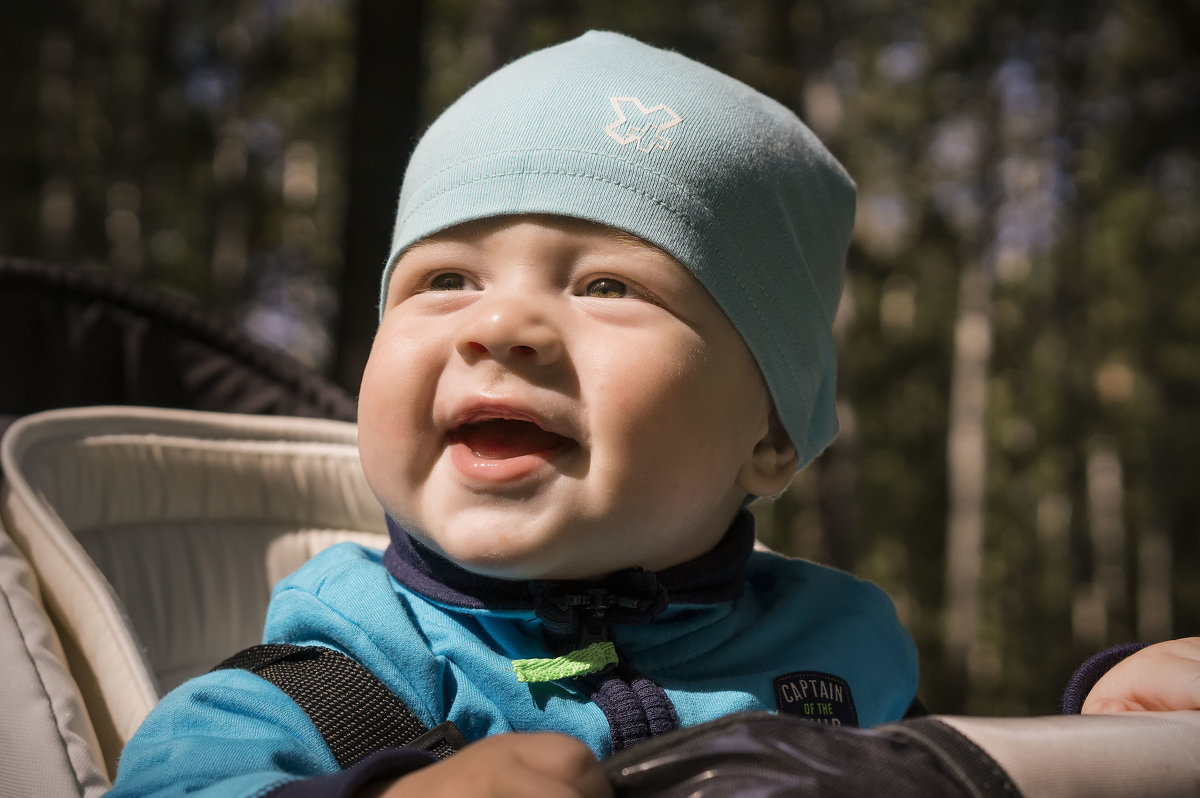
[382,31,855,469]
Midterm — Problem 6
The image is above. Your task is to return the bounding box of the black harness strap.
[214,643,466,768]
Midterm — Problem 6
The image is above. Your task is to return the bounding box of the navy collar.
[382,510,756,615]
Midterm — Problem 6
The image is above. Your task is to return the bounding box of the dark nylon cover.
[0,258,357,437]
[604,711,1021,798]
[215,644,465,768]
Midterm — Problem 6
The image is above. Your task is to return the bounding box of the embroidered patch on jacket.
[773,671,859,727]
[604,97,681,153]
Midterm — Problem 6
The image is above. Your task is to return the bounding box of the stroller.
[2,258,1197,797]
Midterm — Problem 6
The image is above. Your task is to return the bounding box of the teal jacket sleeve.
[106,667,342,796]
[107,664,437,797]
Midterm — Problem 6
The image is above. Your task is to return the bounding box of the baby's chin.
[413,528,632,582]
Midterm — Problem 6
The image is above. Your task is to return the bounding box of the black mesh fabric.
[215,644,464,768]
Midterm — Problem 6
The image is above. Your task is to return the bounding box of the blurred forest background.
[2,0,1197,716]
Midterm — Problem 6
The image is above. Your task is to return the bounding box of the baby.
[108,31,1199,798]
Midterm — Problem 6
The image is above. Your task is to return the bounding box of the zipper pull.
[512,641,618,683]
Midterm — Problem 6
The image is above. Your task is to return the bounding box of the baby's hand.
[1083,637,1200,713]
[364,732,613,798]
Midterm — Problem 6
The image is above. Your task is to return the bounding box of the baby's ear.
[736,408,799,498]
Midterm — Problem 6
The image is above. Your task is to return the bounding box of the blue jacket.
[108,514,918,797]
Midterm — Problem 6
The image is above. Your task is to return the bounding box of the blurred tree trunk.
[942,259,994,701]
[1137,511,1173,641]
[334,0,427,394]
[1075,438,1129,646]
[939,12,1001,705]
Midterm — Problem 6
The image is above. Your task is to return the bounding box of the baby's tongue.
[453,419,568,459]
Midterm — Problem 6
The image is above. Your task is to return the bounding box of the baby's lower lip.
[447,439,574,483]
[446,419,575,483]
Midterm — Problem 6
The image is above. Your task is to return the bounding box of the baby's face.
[358,214,779,579]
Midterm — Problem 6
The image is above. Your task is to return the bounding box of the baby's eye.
[584,278,628,298]
[428,272,467,291]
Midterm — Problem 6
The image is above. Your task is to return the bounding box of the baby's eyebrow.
[607,231,685,270]
[399,236,453,257]
[608,232,691,280]
[395,235,481,267]
[404,216,509,254]
[609,228,661,252]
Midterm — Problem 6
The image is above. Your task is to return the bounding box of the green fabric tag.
[511,641,619,683]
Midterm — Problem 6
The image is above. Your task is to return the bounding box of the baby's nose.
[455,297,564,366]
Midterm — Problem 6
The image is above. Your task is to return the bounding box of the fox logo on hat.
[604,96,682,153]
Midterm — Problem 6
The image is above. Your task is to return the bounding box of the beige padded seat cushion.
[0,406,388,786]
[0,515,110,798]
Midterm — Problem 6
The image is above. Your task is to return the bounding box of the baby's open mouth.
[447,419,573,460]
